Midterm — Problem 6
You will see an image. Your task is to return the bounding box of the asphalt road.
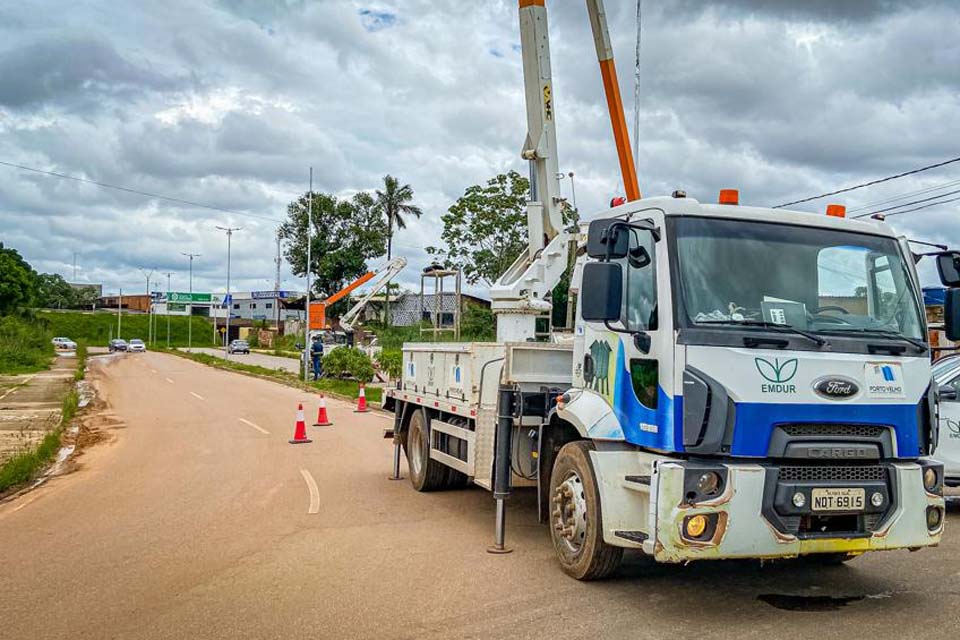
[2,351,959,639]
[183,347,301,373]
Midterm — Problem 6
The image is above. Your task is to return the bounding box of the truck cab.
[554,193,944,566]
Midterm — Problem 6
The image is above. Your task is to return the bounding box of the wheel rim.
[409,419,424,477]
[553,471,588,554]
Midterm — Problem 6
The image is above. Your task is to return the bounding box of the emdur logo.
[755,357,798,393]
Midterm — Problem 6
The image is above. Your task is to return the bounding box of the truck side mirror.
[580,263,622,322]
[587,219,629,259]
[945,289,960,341]
[936,251,960,287]
[939,385,958,402]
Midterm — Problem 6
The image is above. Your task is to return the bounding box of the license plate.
[811,488,865,512]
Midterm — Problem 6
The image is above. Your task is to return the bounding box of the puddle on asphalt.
[758,593,865,611]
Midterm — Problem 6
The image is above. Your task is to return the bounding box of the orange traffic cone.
[289,404,312,444]
[314,395,333,427]
[354,384,370,413]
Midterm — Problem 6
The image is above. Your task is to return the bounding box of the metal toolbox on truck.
[401,343,506,407]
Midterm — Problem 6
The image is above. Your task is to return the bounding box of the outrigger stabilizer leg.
[488,385,515,554]
[388,406,404,481]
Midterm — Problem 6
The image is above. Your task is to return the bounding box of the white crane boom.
[339,257,408,334]
[490,1,640,342]
[489,0,566,342]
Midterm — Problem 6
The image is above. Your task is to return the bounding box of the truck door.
[579,208,674,447]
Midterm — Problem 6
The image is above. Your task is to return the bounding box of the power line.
[0,158,282,223]
[847,177,960,213]
[851,188,960,218]
[872,194,960,219]
[773,155,960,208]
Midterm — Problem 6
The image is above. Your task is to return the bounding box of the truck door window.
[621,228,658,332]
[817,246,869,314]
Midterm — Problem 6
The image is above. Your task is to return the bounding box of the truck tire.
[404,409,448,492]
[549,441,623,580]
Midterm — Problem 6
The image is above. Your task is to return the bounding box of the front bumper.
[653,460,944,563]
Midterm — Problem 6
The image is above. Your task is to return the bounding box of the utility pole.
[163,272,173,348]
[304,167,313,383]
[73,252,78,281]
[138,268,155,344]
[275,228,282,331]
[181,253,201,351]
[117,287,122,339]
[216,226,242,358]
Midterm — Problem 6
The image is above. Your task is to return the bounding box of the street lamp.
[304,167,313,383]
[162,271,173,348]
[216,226,242,357]
[138,268,155,344]
[181,253,201,350]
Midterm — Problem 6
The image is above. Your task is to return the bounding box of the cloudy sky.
[1,0,958,298]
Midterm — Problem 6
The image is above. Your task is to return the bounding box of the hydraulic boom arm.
[339,257,408,333]
[489,0,640,342]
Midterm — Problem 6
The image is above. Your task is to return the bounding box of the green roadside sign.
[168,292,212,303]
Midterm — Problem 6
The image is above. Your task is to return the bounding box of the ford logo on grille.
[813,377,859,399]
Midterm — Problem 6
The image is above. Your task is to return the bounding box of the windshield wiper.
[847,328,928,353]
[699,319,828,348]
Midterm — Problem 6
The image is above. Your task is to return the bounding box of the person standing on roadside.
[311,334,324,380]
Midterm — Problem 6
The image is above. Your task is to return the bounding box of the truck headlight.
[697,471,721,496]
[923,467,939,493]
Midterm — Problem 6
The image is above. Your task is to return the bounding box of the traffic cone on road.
[354,384,370,413]
[314,395,333,427]
[289,404,312,444]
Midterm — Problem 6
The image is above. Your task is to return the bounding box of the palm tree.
[374,174,423,261]
[374,175,422,325]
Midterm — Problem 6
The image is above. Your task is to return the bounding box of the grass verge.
[0,387,78,495]
[161,348,383,404]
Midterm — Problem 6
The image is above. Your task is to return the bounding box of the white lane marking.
[150,369,158,374]
[165,378,174,384]
[239,418,270,435]
[299,469,320,515]
[190,392,205,401]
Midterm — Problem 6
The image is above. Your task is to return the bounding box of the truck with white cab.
[383,0,958,579]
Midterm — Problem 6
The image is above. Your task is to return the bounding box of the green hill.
[39,310,217,347]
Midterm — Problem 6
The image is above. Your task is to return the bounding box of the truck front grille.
[778,465,887,482]
[781,423,887,439]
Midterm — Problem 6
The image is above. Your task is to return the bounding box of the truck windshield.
[673,217,924,341]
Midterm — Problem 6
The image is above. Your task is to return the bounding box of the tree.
[427,171,530,286]
[374,175,423,261]
[279,190,388,300]
[36,273,75,309]
[0,242,38,315]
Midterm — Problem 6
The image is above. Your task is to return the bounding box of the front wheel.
[549,441,623,580]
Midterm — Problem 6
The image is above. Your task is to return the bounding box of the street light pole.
[216,226,242,358]
[304,167,313,383]
[162,271,173,348]
[138,268,155,345]
[181,253,200,351]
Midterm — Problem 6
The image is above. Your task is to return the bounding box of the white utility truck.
[384,0,958,579]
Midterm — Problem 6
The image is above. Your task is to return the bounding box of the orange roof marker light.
[826,204,846,218]
[718,189,739,205]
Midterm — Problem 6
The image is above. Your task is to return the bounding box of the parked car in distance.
[128,339,146,353]
[52,336,77,350]
[227,339,250,354]
[108,339,128,352]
